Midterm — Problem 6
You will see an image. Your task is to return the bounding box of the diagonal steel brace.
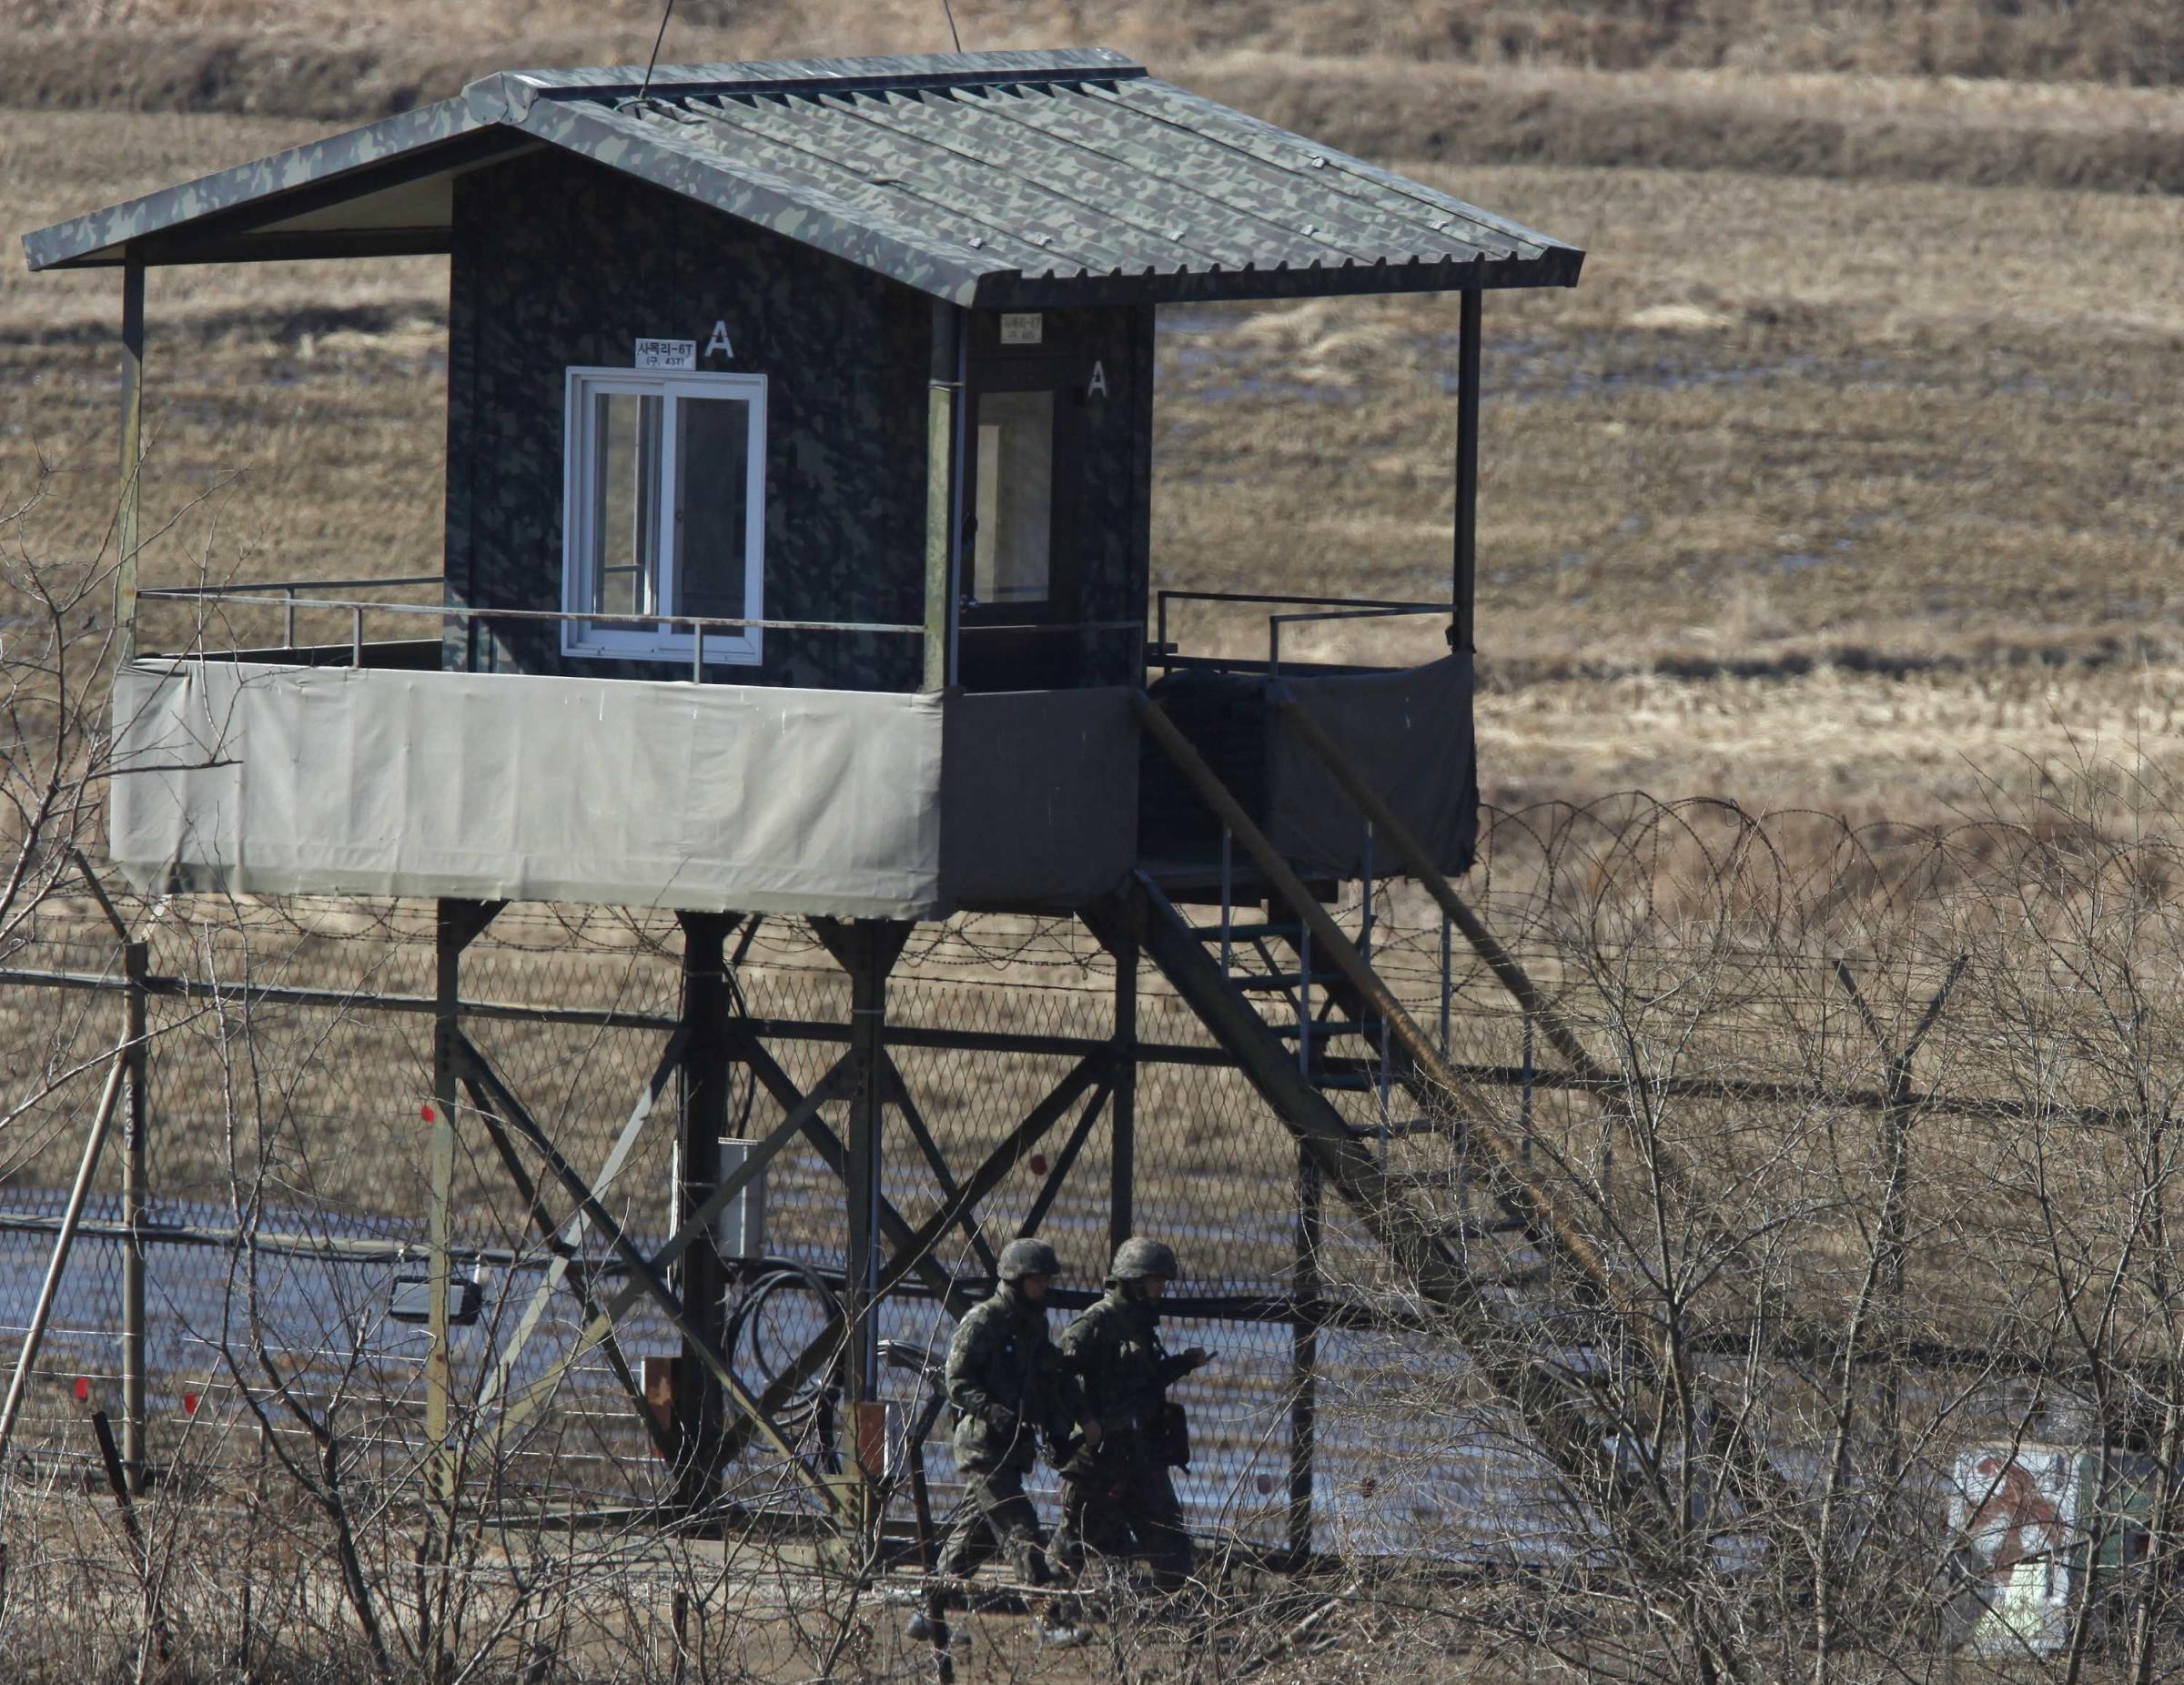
[468,1026,689,1448]
[714,1043,1112,1469]
[455,1031,854,1520]
[483,1051,859,1452]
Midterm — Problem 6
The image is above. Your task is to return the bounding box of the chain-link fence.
[7,785,2184,1581]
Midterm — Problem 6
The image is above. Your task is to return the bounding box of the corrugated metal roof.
[23,48,1582,304]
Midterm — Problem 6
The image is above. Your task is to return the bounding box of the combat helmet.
[997,1237,1063,1281]
[1110,1236,1179,1281]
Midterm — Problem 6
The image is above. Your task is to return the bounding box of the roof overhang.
[24,47,1584,303]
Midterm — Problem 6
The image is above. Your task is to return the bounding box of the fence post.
[1109,905,1138,1255]
[121,937,149,1493]
[1289,1145,1320,1566]
[1834,953,1965,1488]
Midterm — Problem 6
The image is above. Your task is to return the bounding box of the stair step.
[1341,1121,1438,1142]
[1317,1052,1394,1074]
[1389,1168,1503,1196]
[1197,921,1304,943]
[1442,1212,1532,1239]
[1479,1266,1552,1292]
[1315,1059,1392,1085]
[1232,971,1342,993]
[1268,1020,1371,1043]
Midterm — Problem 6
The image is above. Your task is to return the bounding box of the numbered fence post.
[121,937,149,1492]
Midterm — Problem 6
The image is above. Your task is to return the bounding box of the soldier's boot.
[998,1529,1087,1645]
[907,1578,978,1650]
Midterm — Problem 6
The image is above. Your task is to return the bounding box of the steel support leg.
[814,919,911,1523]
[455,1033,853,1522]
[849,923,900,1510]
[1110,903,1138,1255]
[1452,288,1481,656]
[428,898,501,1509]
[711,1047,1111,1476]
[117,255,143,661]
[674,912,736,1514]
[479,1055,858,1462]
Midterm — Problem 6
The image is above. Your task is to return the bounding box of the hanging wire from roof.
[940,0,965,55]
[636,0,679,106]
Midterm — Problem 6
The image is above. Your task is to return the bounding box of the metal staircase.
[1102,689,1801,1568]
[1128,869,1560,1317]
[1188,845,1554,1307]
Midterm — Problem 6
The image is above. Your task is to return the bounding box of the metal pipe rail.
[138,574,440,651]
[1149,587,1452,678]
[136,590,925,638]
[1269,605,1452,676]
[136,589,925,677]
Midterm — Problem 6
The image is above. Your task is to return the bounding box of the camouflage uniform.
[1053,1279,1198,1587]
[936,1281,1083,1586]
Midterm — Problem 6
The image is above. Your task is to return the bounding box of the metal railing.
[136,580,925,681]
[142,575,441,654]
[1151,590,1452,678]
[139,580,1454,684]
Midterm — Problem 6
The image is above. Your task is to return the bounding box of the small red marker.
[73,1376,89,1402]
[183,1392,199,1416]
[1256,1473,1273,1495]
[420,1104,435,1122]
[1028,1154,1048,1175]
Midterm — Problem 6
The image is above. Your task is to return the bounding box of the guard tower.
[30,49,1632,1543]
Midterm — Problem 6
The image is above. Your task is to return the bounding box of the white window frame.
[561,366,767,667]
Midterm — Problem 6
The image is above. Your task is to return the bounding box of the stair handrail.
[1131,691,1620,1294]
[1270,686,1812,1341]
[1270,690,1607,1085]
[1133,689,1809,1539]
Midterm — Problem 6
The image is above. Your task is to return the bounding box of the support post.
[1289,1144,1320,1566]
[428,899,500,1510]
[120,937,148,1493]
[673,912,735,1514]
[1109,898,1138,1256]
[1834,954,1964,1489]
[1451,288,1481,656]
[0,1051,128,1464]
[817,919,910,1521]
[922,302,966,692]
[117,255,145,662]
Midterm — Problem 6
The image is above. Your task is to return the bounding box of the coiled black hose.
[721,1256,844,1473]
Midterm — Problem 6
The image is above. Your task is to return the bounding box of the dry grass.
[24,0,2184,89]
[4,66,2183,816]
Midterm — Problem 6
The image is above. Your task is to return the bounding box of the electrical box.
[713,1136,768,1261]
[390,1269,482,1327]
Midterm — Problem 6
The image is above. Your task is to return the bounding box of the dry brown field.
[9,55,2184,825]
[8,28,2184,1677]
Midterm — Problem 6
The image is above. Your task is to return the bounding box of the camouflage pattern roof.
[23,48,1582,305]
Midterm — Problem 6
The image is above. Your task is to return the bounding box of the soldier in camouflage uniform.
[908,1237,1098,1648]
[1051,1237,1210,1590]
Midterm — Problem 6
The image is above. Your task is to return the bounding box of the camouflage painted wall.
[956,303,1153,691]
[444,147,928,689]
[441,147,1153,692]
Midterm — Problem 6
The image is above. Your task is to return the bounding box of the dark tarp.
[1140,655,1475,882]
